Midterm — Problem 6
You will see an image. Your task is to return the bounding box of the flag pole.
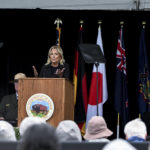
[142,21,146,29]
[95,20,102,116]
[80,20,84,28]
[116,21,124,139]
[117,112,120,138]
[139,113,141,119]
[138,21,146,119]
[120,21,124,28]
[98,20,102,28]
[74,20,84,104]
[95,61,99,116]
[54,18,62,47]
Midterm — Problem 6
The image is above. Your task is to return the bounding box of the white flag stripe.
[86,103,103,127]
[97,26,104,53]
[93,26,108,103]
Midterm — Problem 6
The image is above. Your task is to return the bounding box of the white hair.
[19,116,46,136]
[102,138,137,150]
[56,120,82,142]
[124,118,147,139]
[0,121,16,141]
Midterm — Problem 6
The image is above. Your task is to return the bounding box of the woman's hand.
[32,66,38,77]
[55,68,65,77]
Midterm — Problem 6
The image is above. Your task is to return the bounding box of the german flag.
[73,24,88,135]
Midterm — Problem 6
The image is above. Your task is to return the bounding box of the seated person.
[56,120,82,142]
[102,138,137,150]
[18,123,60,150]
[124,118,147,142]
[84,116,113,142]
[0,120,16,141]
[0,73,26,126]
[33,45,70,78]
[19,116,46,137]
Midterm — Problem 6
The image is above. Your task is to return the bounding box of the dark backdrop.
[0,9,150,138]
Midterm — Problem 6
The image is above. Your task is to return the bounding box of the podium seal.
[26,93,54,121]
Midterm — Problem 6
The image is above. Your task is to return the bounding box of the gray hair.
[124,118,147,139]
[0,120,16,141]
[102,138,137,150]
[19,116,46,136]
[56,120,82,142]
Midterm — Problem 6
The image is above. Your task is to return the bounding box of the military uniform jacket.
[0,93,18,121]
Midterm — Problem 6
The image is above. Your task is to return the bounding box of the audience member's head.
[84,116,113,142]
[102,138,137,150]
[19,116,46,137]
[14,73,26,81]
[0,120,16,141]
[56,120,82,142]
[14,73,26,93]
[18,123,60,150]
[124,118,147,142]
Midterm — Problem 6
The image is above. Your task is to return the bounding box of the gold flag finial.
[142,21,146,29]
[120,21,124,28]
[54,18,62,47]
[98,20,102,25]
[80,20,84,27]
[54,18,62,28]
[98,20,102,28]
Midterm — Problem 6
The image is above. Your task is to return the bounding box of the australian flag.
[137,27,150,115]
[114,27,129,127]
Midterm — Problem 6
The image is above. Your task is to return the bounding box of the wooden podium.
[18,78,74,127]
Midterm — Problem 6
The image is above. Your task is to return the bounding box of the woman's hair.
[45,45,65,65]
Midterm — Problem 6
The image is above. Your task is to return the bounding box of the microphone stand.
[95,62,99,116]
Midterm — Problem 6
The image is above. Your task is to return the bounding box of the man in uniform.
[0,73,26,126]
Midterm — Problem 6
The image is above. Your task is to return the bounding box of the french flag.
[86,25,108,127]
